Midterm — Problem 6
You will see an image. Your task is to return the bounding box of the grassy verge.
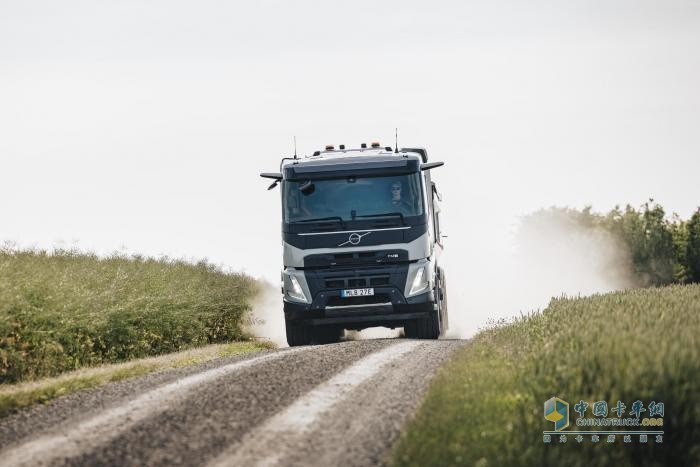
[0,248,260,384]
[0,340,273,417]
[390,284,700,467]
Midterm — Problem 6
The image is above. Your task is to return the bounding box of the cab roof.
[281,148,426,180]
[282,147,426,167]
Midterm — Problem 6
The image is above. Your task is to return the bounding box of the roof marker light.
[371,141,380,148]
[325,144,334,151]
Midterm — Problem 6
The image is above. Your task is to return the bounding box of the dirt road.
[0,339,464,466]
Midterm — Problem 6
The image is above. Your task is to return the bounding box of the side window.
[431,182,442,245]
[424,174,434,239]
[433,202,442,245]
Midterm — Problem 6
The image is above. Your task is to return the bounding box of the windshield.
[283,174,424,223]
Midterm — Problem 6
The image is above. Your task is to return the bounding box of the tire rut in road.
[0,347,288,447]
[0,339,465,467]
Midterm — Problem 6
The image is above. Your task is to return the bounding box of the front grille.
[327,293,392,307]
[303,260,409,300]
[324,275,390,290]
[325,279,345,289]
[370,277,390,286]
[304,249,409,268]
[347,278,366,288]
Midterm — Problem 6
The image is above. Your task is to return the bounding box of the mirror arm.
[420,161,444,171]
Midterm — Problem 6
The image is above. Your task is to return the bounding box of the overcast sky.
[2,1,699,335]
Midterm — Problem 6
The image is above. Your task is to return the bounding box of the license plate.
[341,288,374,297]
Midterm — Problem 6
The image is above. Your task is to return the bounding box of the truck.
[261,142,447,346]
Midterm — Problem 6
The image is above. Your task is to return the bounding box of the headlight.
[408,266,429,296]
[285,273,308,303]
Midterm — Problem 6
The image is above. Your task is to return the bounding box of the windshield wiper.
[354,212,406,225]
[295,216,346,228]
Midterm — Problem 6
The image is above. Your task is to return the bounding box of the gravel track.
[0,338,464,467]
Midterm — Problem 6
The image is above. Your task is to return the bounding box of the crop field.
[0,248,260,384]
[391,284,700,467]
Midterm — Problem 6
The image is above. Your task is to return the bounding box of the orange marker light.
[371,141,380,148]
[325,145,334,150]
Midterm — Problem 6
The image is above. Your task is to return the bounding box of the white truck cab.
[261,142,447,346]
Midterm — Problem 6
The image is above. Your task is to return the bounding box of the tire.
[405,310,440,339]
[438,268,448,334]
[404,271,443,340]
[285,320,313,346]
[421,307,441,339]
[403,319,418,338]
[313,327,343,344]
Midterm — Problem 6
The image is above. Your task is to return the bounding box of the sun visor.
[284,158,419,180]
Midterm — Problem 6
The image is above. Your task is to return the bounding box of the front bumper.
[284,289,434,328]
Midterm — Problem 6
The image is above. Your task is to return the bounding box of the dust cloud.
[443,209,634,338]
[345,328,402,340]
[245,281,288,347]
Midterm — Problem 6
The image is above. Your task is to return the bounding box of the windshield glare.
[283,174,424,223]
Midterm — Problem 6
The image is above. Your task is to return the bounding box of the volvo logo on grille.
[338,231,372,247]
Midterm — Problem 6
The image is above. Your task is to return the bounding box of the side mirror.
[261,172,282,190]
[421,161,444,171]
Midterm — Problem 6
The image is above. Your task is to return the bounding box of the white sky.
[2,1,699,335]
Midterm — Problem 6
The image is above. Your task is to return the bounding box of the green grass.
[391,284,700,467]
[0,248,261,384]
[0,340,273,417]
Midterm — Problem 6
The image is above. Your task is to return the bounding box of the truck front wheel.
[313,327,343,344]
[285,321,313,346]
[404,310,440,339]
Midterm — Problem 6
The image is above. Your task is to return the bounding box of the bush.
[0,248,259,384]
[391,284,700,467]
[687,209,700,283]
